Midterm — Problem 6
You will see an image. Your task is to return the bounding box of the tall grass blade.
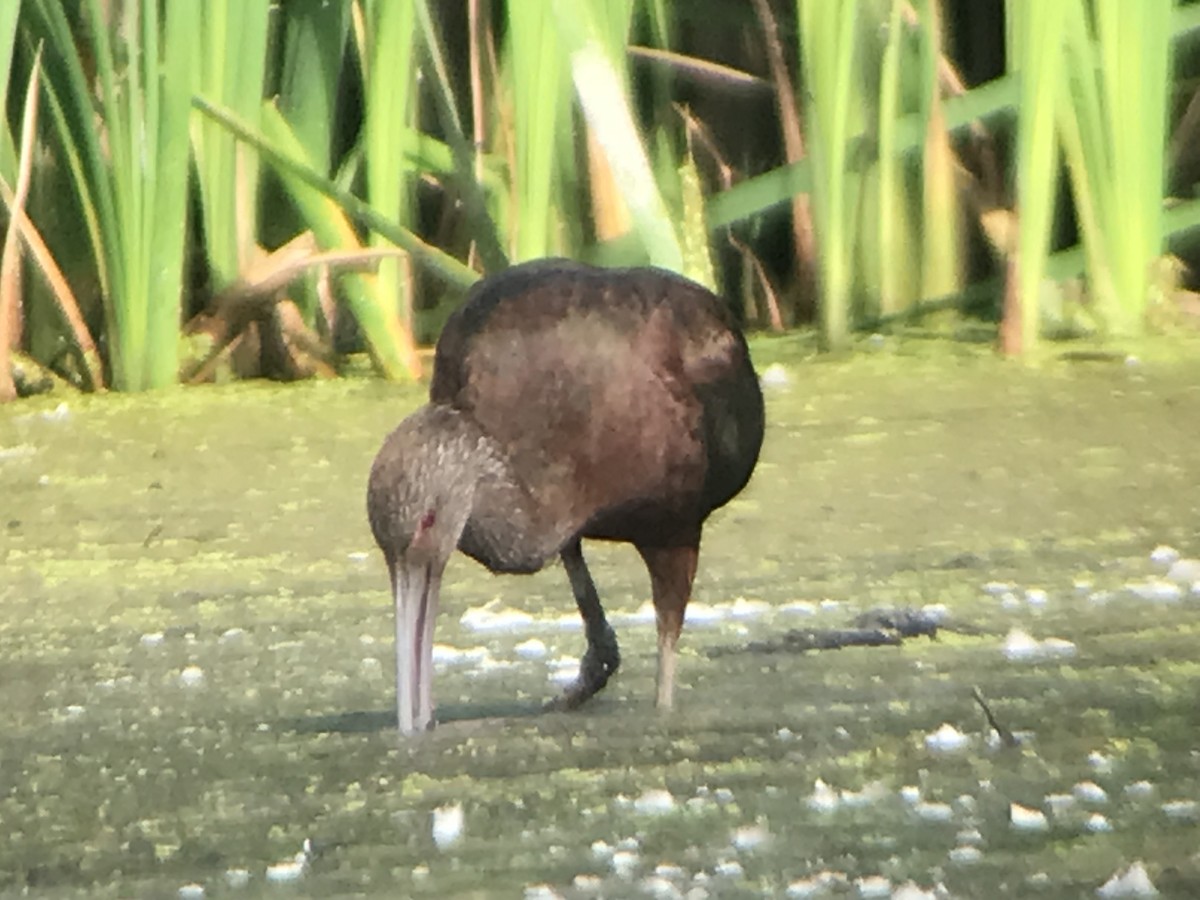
[709,73,1020,230]
[582,0,634,245]
[141,2,202,388]
[414,0,508,272]
[874,0,916,316]
[190,0,271,288]
[506,4,567,261]
[28,0,199,389]
[0,174,104,390]
[0,50,39,402]
[0,0,20,179]
[1095,0,1170,334]
[277,0,350,178]
[798,0,859,350]
[1007,0,1063,353]
[1056,0,1171,337]
[917,0,961,302]
[261,103,419,379]
[552,0,683,273]
[363,0,419,365]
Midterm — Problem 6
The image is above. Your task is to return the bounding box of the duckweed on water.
[2,343,1200,897]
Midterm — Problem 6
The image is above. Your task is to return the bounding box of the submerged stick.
[972,686,1019,748]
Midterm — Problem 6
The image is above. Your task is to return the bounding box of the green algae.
[1,340,1199,897]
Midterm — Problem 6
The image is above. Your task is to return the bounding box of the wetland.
[2,338,1199,898]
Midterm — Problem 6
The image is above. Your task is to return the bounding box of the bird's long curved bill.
[394,561,441,735]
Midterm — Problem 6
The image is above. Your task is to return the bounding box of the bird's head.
[366,405,484,734]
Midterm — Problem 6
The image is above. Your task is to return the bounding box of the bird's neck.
[453,421,566,574]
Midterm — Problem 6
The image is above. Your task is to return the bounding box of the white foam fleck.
[639,875,681,899]
[0,443,36,461]
[1003,629,1076,661]
[730,823,770,851]
[178,665,205,688]
[956,827,983,846]
[610,849,640,878]
[1161,799,1199,821]
[924,723,970,753]
[1085,813,1113,833]
[547,656,580,686]
[840,781,887,808]
[1041,638,1078,659]
[460,600,534,632]
[780,600,817,615]
[633,788,676,816]
[523,885,563,900]
[1002,629,1041,661]
[713,859,744,879]
[1124,780,1154,798]
[1074,781,1109,804]
[514,638,548,660]
[140,632,165,648]
[854,875,892,898]
[1097,860,1159,898]
[807,779,840,813]
[949,846,983,865]
[1009,803,1049,831]
[685,602,724,624]
[1126,580,1183,603]
[914,802,954,823]
[760,363,790,388]
[432,803,464,849]
[1165,558,1200,584]
[728,597,770,618]
[431,643,488,665]
[224,868,251,888]
[619,601,657,625]
[1025,588,1049,607]
[1088,751,1115,774]
[892,883,939,900]
[1150,545,1180,565]
[42,402,70,422]
[922,603,949,622]
[265,860,305,883]
[787,871,848,897]
[1044,793,1076,817]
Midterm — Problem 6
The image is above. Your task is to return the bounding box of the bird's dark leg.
[636,540,699,711]
[548,539,620,710]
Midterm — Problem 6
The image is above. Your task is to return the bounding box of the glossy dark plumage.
[367,259,764,734]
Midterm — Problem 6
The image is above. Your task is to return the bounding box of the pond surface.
[2,338,1199,898]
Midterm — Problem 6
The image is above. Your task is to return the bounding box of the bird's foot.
[545,628,620,711]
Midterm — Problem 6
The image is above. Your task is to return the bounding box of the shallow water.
[2,338,1200,898]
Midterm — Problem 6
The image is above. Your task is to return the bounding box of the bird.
[367,258,764,734]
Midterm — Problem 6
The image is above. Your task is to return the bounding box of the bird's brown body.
[367,259,764,734]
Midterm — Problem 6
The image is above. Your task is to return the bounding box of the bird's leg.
[548,540,620,710]
[636,540,699,711]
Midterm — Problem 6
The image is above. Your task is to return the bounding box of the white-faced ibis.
[367,259,764,734]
